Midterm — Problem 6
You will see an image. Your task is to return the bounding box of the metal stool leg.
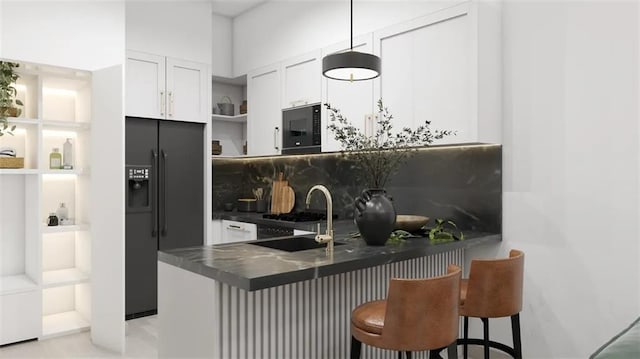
[351,336,362,359]
[447,341,458,359]
[482,317,490,359]
[463,316,469,359]
[511,314,522,359]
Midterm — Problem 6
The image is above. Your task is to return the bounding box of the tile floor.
[0,315,508,358]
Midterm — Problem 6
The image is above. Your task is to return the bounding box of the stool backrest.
[464,249,524,318]
[382,265,461,351]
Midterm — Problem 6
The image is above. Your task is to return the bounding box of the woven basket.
[0,157,24,168]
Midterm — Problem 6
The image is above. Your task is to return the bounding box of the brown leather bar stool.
[458,249,524,359]
[350,265,462,359]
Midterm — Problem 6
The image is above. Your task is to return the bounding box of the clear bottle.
[63,138,73,169]
[56,203,69,223]
[49,148,62,169]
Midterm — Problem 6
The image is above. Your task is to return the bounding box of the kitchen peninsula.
[158,228,500,358]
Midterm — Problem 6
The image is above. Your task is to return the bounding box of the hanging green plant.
[0,61,23,136]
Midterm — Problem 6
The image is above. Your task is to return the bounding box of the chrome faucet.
[305,185,334,254]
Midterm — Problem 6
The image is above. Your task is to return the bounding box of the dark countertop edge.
[159,234,501,292]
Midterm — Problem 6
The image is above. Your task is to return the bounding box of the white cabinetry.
[247,64,281,156]
[126,50,208,123]
[373,2,501,144]
[211,76,247,157]
[0,61,94,344]
[321,34,375,152]
[221,220,257,243]
[280,50,321,109]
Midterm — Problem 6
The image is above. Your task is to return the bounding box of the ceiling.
[211,0,267,18]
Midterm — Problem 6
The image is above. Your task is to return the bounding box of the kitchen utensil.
[394,215,430,232]
[281,186,295,213]
[237,198,257,212]
[271,172,295,214]
[217,96,234,116]
[252,188,264,200]
[270,173,284,213]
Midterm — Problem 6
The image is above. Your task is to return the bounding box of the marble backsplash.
[212,143,501,232]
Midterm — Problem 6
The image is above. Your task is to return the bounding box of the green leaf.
[15,99,23,106]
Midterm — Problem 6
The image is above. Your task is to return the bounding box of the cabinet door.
[322,34,375,152]
[0,291,40,345]
[221,220,257,243]
[208,219,223,245]
[166,58,208,123]
[281,50,321,109]
[247,64,281,156]
[126,51,166,119]
[373,4,473,143]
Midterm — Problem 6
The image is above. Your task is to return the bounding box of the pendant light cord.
[350,0,353,50]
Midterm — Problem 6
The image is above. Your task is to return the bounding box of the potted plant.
[0,61,23,136]
[326,99,455,245]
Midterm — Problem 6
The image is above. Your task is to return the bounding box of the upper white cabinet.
[166,58,209,122]
[126,51,165,119]
[373,2,501,144]
[280,50,322,109]
[247,64,281,156]
[126,50,208,123]
[321,34,375,153]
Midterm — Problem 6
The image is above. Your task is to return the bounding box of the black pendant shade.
[321,0,381,81]
[322,51,381,81]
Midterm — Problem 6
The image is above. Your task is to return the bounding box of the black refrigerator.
[125,117,204,319]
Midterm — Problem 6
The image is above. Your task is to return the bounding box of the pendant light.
[322,0,381,81]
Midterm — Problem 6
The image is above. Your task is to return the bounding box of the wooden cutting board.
[271,172,295,214]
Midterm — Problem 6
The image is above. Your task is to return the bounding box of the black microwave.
[282,104,322,155]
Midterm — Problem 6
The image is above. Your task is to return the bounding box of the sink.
[251,236,345,252]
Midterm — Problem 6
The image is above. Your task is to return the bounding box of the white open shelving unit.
[0,60,92,344]
[211,75,247,156]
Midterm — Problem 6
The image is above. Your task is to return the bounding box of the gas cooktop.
[262,211,338,222]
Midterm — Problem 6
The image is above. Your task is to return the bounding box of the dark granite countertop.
[159,225,501,291]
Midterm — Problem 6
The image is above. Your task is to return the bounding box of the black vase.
[354,189,396,246]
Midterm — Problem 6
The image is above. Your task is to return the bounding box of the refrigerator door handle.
[151,150,158,237]
[161,149,168,236]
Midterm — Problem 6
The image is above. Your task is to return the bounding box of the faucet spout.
[305,185,334,254]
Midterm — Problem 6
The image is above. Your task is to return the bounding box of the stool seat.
[351,300,385,335]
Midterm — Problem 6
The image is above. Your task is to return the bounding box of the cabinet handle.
[160,91,165,116]
[168,91,174,118]
[151,150,158,237]
[161,150,168,236]
[274,126,280,150]
[227,225,249,232]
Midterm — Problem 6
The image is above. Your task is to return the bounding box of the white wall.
[467,1,639,358]
[126,1,212,65]
[0,1,124,70]
[232,1,462,75]
[212,13,233,77]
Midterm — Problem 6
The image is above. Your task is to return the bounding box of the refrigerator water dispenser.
[126,165,151,212]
